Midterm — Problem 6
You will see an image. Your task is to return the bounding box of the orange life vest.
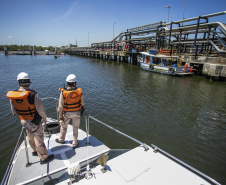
[60,88,82,112]
[6,89,37,120]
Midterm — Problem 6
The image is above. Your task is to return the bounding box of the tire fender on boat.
[149,65,154,70]
[168,67,175,73]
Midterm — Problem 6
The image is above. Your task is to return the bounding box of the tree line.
[0,45,57,51]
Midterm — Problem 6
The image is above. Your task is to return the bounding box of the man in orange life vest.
[56,74,85,149]
[6,72,54,164]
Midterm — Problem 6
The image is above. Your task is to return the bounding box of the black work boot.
[32,151,38,156]
[40,154,54,165]
[55,138,65,144]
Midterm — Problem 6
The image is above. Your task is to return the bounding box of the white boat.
[1,98,220,185]
[139,52,194,76]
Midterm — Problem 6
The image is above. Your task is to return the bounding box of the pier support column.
[4,46,8,55]
[126,56,129,64]
[33,46,36,55]
[55,47,57,55]
[129,56,132,64]
[29,46,32,55]
[120,56,124,62]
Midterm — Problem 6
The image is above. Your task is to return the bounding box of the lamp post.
[166,5,173,23]
[113,22,116,40]
[183,2,188,26]
[88,32,89,47]
[113,22,116,50]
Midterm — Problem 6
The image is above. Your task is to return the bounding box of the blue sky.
[0,0,226,47]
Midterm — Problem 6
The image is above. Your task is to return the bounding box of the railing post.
[23,127,31,167]
[85,115,90,145]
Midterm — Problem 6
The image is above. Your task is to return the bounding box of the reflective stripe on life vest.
[6,91,30,99]
[60,88,82,112]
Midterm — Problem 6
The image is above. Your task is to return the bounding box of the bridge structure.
[67,11,226,80]
[3,46,61,56]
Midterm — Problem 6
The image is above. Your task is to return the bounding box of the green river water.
[0,53,225,184]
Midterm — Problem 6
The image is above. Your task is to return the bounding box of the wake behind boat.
[1,98,220,185]
[139,51,194,76]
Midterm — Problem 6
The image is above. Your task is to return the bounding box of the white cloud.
[53,0,79,21]
[8,36,12,38]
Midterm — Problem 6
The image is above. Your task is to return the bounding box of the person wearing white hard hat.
[6,72,54,164]
[56,74,85,149]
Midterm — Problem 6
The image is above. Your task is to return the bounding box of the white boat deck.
[4,116,218,185]
[7,125,110,185]
[58,145,212,185]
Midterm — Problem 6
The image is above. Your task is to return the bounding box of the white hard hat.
[66,74,77,83]
[17,72,31,85]
[17,72,30,81]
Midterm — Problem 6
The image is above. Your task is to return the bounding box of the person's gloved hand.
[59,111,63,121]
[42,118,47,127]
[59,115,64,121]
[81,106,85,116]
[13,113,19,118]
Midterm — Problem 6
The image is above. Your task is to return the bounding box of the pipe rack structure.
[91,11,226,57]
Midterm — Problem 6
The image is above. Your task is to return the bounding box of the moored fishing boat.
[139,51,194,76]
[1,98,220,185]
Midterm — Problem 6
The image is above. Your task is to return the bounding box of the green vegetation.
[0,45,57,51]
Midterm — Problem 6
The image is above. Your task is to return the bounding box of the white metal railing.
[84,113,149,151]
[1,127,26,185]
[41,97,59,121]
[151,144,221,185]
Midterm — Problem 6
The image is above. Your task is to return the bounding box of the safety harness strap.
[64,101,81,109]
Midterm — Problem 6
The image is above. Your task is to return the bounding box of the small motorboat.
[139,52,194,76]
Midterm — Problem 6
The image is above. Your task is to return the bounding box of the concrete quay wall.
[181,55,226,80]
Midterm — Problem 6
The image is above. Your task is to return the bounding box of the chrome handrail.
[41,97,59,121]
[151,144,221,185]
[1,127,25,185]
[84,113,149,151]
[83,113,220,185]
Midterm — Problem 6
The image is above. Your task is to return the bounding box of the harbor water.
[0,53,225,184]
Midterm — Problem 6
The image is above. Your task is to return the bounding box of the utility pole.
[166,5,173,23]
[182,2,188,26]
[113,22,116,50]
[88,32,89,47]
[113,22,116,40]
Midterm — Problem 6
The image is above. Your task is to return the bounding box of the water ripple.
[0,54,225,184]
